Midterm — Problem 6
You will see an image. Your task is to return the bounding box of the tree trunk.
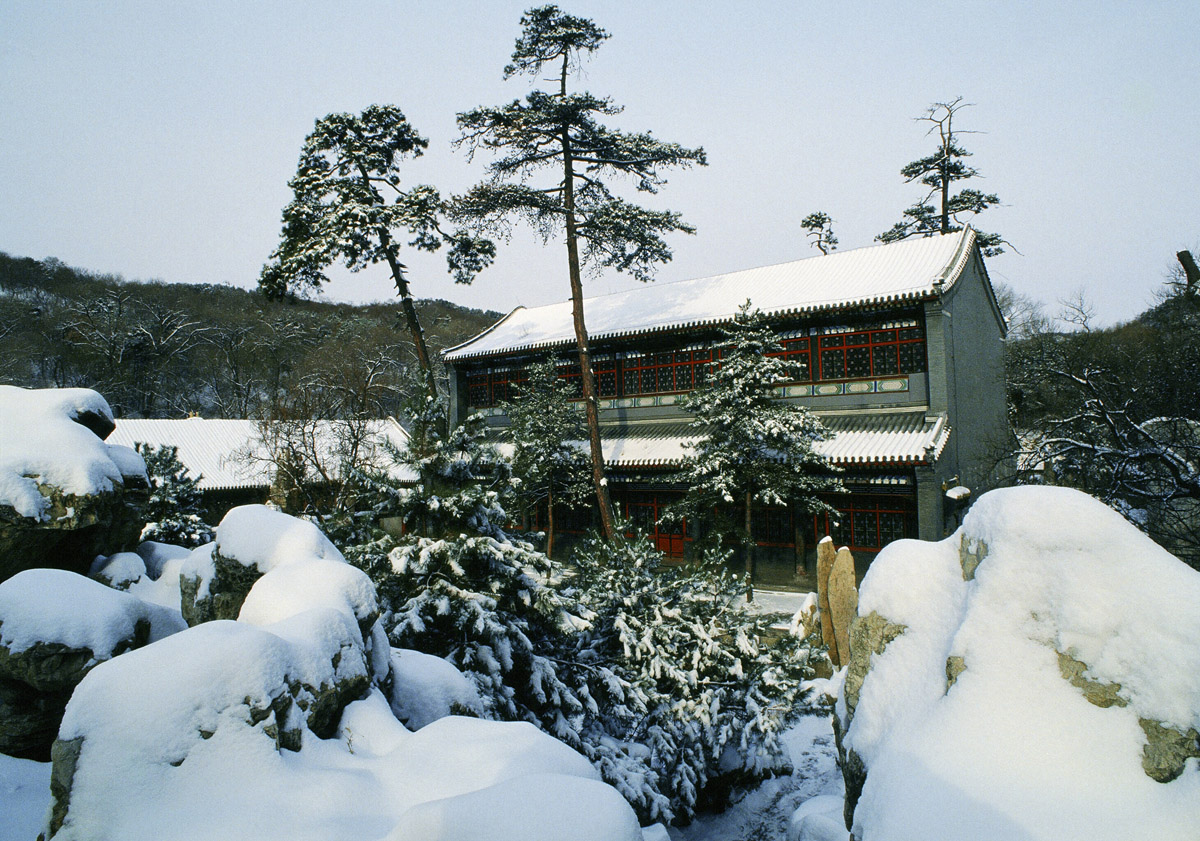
[940,159,950,235]
[744,490,754,603]
[380,237,438,402]
[560,90,618,543]
[792,501,807,577]
[546,487,555,560]
[1178,250,1199,297]
[356,158,437,403]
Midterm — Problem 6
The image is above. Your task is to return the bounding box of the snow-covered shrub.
[351,532,588,727]
[565,535,824,823]
[342,392,822,823]
[133,443,213,547]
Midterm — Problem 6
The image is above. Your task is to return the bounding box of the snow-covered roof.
[445,229,977,362]
[489,411,950,469]
[108,418,412,491]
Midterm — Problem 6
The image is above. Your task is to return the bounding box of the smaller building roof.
[445,229,976,361]
[488,411,950,470]
[108,418,412,491]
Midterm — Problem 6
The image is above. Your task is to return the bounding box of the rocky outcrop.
[837,487,1200,840]
[179,544,263,626]
[0,569,177,760]
[0,386,148,582]
[835,609,907,828]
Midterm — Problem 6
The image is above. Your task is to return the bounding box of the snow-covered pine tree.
[134,443,214,547]
[259,104,494,400]
[877,97,1006,256]
[455,5,707,541]
[343,393,594,738]
[672,301,842,599]
[503,358,591,557]
[563,534,824,824]
[340,387,824,823]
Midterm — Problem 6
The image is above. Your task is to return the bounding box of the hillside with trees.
[1004,277,1200,569]
[0,250,500,420]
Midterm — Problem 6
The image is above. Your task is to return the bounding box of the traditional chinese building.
[443,229,1008,585]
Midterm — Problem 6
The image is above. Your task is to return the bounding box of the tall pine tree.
[672,303,842,600]
[877,97,1006,256]
[454,5,706,540]
[260,105,495,399]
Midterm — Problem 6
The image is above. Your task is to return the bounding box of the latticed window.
[815,325,925,381]
[462,317,926,408]
[617,490,691,557]
[814,495,915,551]
[751,506,794,545]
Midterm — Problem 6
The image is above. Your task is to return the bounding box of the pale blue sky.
[2,1,1196,326]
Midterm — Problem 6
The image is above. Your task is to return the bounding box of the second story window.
[461,317,927,408]
[815,324,925,381]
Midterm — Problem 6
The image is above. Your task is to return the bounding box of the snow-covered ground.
[672,713,843,841]
[0,713,844,841]
[0,753,51,841]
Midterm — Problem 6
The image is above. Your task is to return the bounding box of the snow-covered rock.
[42,507,642,840]
[0,386,149,581]
[389,648,484,729]
[89,551,147,590]
[179,505,345,626]
[385,772,642,841]
[837,486,1200,841]
[0,569,184,759]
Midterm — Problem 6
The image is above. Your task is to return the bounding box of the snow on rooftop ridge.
[0,385,142,520]
[444,229,976,361]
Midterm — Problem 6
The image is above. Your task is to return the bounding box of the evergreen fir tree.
[340,381,824,823]
[672,302,842,599]
[344,394,593,740]
[134,443,213,547]
[564,535,824,823]
[455,5,707,541]
[877,97,1006,256]
[503,358,591,557]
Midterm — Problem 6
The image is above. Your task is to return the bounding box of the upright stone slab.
[828,546,859,668]
[816,537,837,659]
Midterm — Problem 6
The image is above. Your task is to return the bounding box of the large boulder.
[0,569,184,759]
[835,486,1200,841]
[0,386,148,582]
[179,505,345,626]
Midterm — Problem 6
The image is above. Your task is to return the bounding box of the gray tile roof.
[487,411,950,469]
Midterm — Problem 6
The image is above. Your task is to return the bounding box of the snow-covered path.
[671,713,843,841]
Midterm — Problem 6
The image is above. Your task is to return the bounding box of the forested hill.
[0,251,502,419]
